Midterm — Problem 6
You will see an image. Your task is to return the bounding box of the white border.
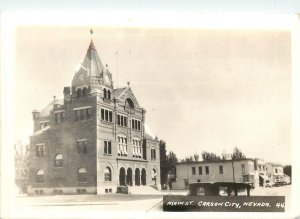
[1,11,299,219]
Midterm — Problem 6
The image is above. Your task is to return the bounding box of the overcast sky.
[14,26,291,164]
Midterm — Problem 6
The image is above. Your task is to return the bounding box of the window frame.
[219,165,223,174]
[76,139,88,155]
[241,164,246,174]
[198,166,202,175]
[101,108,113,123]
[104,140,112,155]
[36,170,45,184]
[77,168,87,182]
[192,167,196,175]
[35,143,45,157]
[104,167,112,182]
[54,154,63,167]
[205,166,209,175]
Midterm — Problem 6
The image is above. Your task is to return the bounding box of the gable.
[115,87,141,109]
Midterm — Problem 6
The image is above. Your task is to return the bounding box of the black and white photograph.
[1,11,300,219]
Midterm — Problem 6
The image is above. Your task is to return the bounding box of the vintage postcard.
[0,11,299,219]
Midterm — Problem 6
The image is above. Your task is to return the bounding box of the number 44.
[276,203,285,209]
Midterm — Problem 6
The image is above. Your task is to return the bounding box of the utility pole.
[231,158,235,182]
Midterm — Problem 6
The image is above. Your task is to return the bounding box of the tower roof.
[82,40,105,77]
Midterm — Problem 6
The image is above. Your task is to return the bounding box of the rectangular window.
[118,136,127,156]
[198,166,202,175]
[242,175,249,182]
[242,164,246,174]
[40,121,49,129]
[74,107,92,121]
[86,108,91,119]
[151,148,156,160]
[275,168,278,173]
[184,179,189,187]
[205,166,209,175]
[35,144,45,157]
[55,111,65,124]
[132,139,142,158]
[104,140,112,155]
[101,109,104,120]
[219,165,223,174]
[101,108,113,122]
[192,167,196,175]
[131,119,141,131]
[117,114,128,127]
[77,140,87,154]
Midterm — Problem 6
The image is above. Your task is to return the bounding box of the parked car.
[265,180,274,187]
[274,181,285,187]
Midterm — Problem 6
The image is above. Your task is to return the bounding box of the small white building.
[172,159,260,190]
[266,162,285,184]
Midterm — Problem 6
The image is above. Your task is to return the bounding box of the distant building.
[255,158,268,187]
[265,162,290,184]
[172,159,259,190]
[27,38,161,195]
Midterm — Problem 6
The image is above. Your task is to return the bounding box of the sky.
[13,26,291,164]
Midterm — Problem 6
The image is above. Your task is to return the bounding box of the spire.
[81,29,104,77]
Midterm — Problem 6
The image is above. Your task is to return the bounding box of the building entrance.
[141,168,146,186]
[126,168,133,186]
[119,167,126,186]
[135,168,140,186]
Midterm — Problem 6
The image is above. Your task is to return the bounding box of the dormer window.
[76,87,88,98]
[103,88,111,100]
[103,88,107,99]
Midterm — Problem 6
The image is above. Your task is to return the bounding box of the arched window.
[107,90,111,99]
[77,168,87,182]
[104,167,112,181]
[125,98,134,108]
[77,88,81,98]
[36,170,44,183]
[54,154,63,167]
[103,88,107,99]
[151,169,157,181]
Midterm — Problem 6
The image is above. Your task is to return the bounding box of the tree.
[182,156,194,163]
[193,153,200,161]
[201,151,221,161]
[159,140,168,185]
[15,141,30,193]
[167,151,178,175]
[283,165,292,177]
[231,147,246,160]
[159,140,178,186]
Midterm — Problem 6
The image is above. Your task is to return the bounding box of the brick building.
[27,39,161,195]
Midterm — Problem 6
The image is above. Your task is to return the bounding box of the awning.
[259,174,270,181]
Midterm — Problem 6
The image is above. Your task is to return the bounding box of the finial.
[53,95,56,100]
[105,64,108,68]
[127,81,130,87]
[90,28,93,37]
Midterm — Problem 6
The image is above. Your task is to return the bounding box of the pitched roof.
[40,99,64,116]
[112,87,127,98]
[82,40,104,77]
[31,126,50,136]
